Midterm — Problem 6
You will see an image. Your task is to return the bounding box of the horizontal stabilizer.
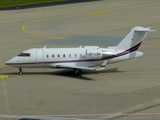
[135,27,155,32]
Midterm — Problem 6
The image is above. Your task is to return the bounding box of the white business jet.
[5,26,154,75]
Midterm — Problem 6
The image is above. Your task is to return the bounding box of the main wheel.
[74,69,82,76]
[19,71,23,75]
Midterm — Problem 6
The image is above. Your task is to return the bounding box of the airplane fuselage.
[6,46,143,68]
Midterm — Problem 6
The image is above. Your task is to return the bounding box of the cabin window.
[80,54,82,57]
[69,54,71,58]
[63,54,65,58]
[75,54,77,57]
[52,54,54,58]
[58,54,60,58]
[17,53,30,57]
[46,54,49,58]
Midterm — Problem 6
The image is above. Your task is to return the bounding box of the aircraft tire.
[74,69,82,76]
[78,71,82,76]
[19,72,23,75]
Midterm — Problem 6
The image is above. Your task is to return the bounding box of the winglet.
[96,60,107,71]
[79,45,83,48]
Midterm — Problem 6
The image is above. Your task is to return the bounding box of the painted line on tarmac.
[22,18,64,40]
[22,1,160,40]
[84,1,160,16]
[84,10,113,16]
[105,71,160,75]
[1,79,11,116]
[103,97,160,119]
[1,112,160,120]
[0,75,9,79]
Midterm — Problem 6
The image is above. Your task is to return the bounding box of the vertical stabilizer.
[117,26,155,50]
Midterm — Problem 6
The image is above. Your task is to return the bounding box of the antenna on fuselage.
[79,45,82,48]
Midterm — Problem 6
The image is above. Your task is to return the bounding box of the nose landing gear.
[19,68,23,75]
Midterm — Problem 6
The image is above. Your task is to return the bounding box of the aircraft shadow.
[50,69,94,81]
[19,118,40,120]
[1,69,94,81]
[1,68,122,81]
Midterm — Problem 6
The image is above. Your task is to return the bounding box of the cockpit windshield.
[17,53,30,57]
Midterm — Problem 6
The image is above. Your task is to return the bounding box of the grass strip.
[0,0,67,8]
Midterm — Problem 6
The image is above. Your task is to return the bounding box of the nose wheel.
[19,68,23,75]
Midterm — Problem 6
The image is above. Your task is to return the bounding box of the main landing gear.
[19,68,23,75]
[74,69,82,76]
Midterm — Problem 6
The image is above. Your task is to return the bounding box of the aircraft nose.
[5,59,12,65]
[5,61,8,65]
[5,57,21,67]
[5,57,18,65]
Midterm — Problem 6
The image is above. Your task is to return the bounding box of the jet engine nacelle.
[102,51,115,59]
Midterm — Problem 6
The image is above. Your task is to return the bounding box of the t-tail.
[117,26,155,51]
[115,26,155,59]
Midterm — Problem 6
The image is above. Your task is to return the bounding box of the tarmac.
[0,0,160,120]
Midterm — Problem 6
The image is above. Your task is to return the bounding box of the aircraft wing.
[54,60,107,71]
[55,64,97,71]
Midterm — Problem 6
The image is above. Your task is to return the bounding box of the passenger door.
[36,48,43,63]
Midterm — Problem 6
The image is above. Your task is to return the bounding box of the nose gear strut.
[19,68,23,75]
